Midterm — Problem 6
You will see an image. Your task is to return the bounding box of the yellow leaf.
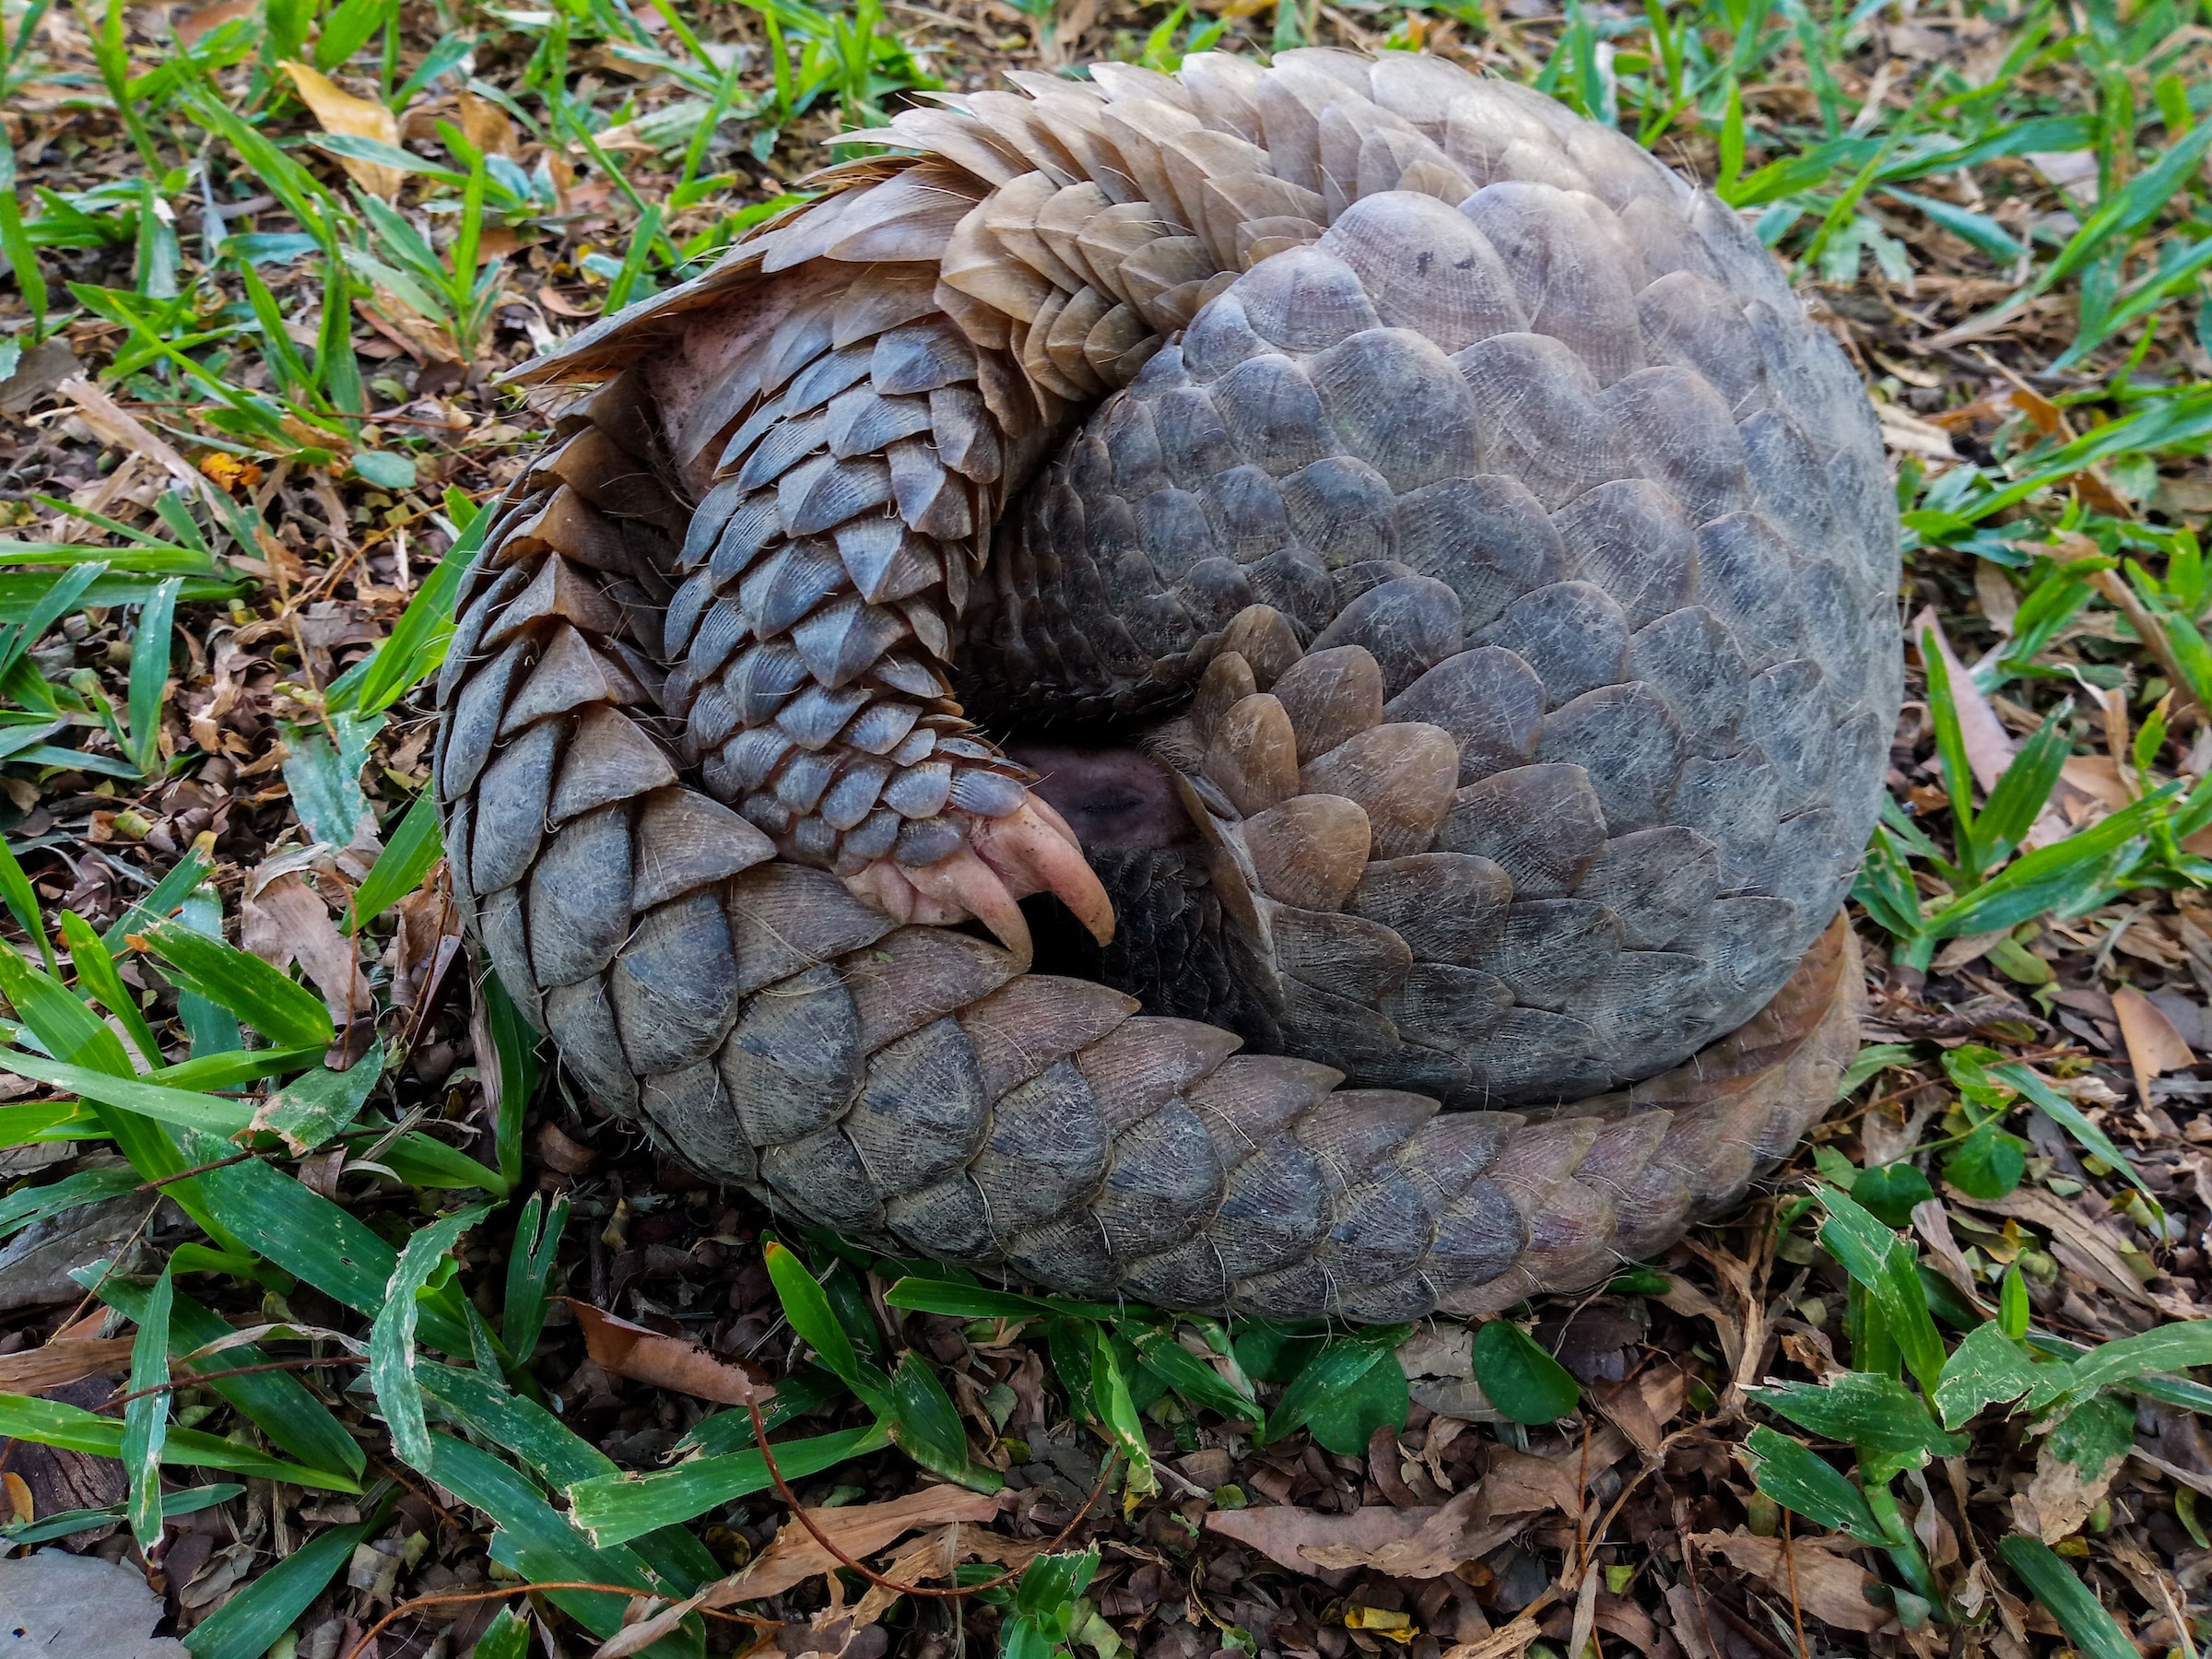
[279,61,404,201]
[1344,1607,1412,1633]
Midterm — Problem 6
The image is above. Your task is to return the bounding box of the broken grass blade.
[56,911,163,1067]
[425,1430,703,1654]
[368,1202,492,1474]
[1744,1424,1890,1543]
[120,1265,172,1547]
[99,839,215,956]
[2065,1323,2212,1395]
[93,1272,365,1479]
[133,917,335,1050]
[418,1359,721,1593]
[124,575,180,776]
[187,1136,473,1355]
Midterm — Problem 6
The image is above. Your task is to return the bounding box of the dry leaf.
[560,1298,771,1406]
[538,286,605,319]
[1949,1185,2186,1316]
[0,1331,135,1396]
[1209,1500,1444,1584]
[1911,1199,1993,1318]
[1218,1430,1627,1582]
[241,868,372,1032]
[844,1522,1048,1630]
[280,62,404,199]
[458,88,519,158]
[1594,1363,1688,1457]
[53,378,223,508]
[2059,755,2135,813]
[1440,1607,1552,1659]
[590,1519,1021,1659]
[174,0,255,45]
[1663,1585,1717,1659]
[1690,1530,1897,1634]
[536,1120,600,1173]
[2112,983,2193,1107]
[725,1485,1009,1602]
[1592,1594,1667,1656]
[1873,399,1959,462]
[2028,1419,2130,1544]
[1912,609,2093,849]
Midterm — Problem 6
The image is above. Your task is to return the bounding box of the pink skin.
[843,794,1113,967]
[841,746,1189,965]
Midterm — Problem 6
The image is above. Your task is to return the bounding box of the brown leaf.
[241,868,372,1033]
[53,378,224,509]
[1209,1500,1448,1583]
[724,1485,1010,1602]
[280,63,405,199]
[2112,983,2193,1108]
[173,0,255,44]
[1594,1362,1688,1457]
[458,88,520,159]
[1690,1530,1897,1634]
[559,1298,771,1406]
[536,1120,600,1174]
[1911,1199,1994,1319]
[0,1331,136,1395]
[2027,1432,2127,1544]
[844,1522,1048,1630]
[1593,1594,1669,1657]
[1218,1430,1629,1581]
[1949,1184,2183,1315]
[1662,1585,1717,1659]
[539,286,605,319]
[1911,609,2092,855]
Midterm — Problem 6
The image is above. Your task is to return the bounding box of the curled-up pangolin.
[436,50,1899,1320]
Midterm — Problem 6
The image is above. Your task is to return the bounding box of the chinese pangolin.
[434,49,1900,1321]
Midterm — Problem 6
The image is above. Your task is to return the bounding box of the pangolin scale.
[434,48,1900,1321]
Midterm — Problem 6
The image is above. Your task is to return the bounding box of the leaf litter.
[5,0,2212,1654]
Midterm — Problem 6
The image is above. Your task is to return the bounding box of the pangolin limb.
[433,48,1900,1320]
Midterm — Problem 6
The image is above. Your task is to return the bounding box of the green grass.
[2,0,2212,1653]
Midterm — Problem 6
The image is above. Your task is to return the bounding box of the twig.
[136,1149,260,1190]
[1782,1510,1809,1659]
[101,1354,368,1411]
[1700,1586,1798,1659]
[1680,1511,1727,1659]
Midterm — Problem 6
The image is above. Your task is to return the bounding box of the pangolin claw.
[841,795,1114,967]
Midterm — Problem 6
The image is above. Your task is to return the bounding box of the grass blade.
[182,1510,382,1659]
[121,1265,173,1547]
[347,791,441,932]
[1998,1535,2141,1659]
[371,1203,492,1473]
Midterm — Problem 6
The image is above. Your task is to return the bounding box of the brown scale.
[435,48,1897,1319]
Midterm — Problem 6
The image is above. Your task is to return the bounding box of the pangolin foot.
[842,794,1114,968]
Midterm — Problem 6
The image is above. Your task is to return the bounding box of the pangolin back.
[435,48,1898,1319]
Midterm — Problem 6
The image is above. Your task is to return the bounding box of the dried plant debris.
[3,0,2212,1656]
